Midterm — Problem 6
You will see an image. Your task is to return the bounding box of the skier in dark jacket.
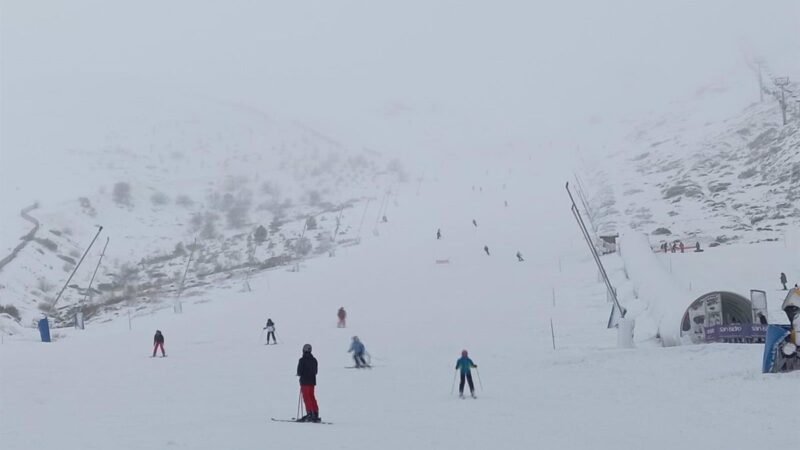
[516,251,524,262]
[297,344,320,422]
[152,330,166,357]
[263,319,276,344]
[483,245,490,256]
[781,272,788,290]
[436,228,442,240]
[455,350,478,398]
[337,307,347,328]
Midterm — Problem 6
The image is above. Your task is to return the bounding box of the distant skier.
[348,336,369,368]
[694,242,702,252]
[455,350,478,398]
[382,215,388,223]
[296,344,320,422]
[437,228,442,240]
[483,245,490,256]
[263,319,277,344]
[472,219,478,228]
[337,307,347,328]
[152,330,166,357]
[679,242,685,253]
[781,272,788,290]
[516,251,524,262]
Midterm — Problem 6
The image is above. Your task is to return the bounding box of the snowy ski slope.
[2,155,797,450]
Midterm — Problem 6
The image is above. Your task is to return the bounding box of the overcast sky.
[2,1,798,162]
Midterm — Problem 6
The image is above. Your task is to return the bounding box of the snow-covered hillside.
[583,73,800,248]
[0,96,407,329]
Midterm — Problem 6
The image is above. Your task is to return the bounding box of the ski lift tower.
[774,77,790,125]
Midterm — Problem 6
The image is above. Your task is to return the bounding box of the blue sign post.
[38,317,51,343]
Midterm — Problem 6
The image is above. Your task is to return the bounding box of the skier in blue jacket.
[455,350,477,398]
[348,336,369,368]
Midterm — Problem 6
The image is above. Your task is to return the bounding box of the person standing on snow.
[152,330,166,357]
[437,228,442,240]
[296,344,321,422]
[516,251,524,262]
[263,319,277,344]
[348,336,369,368]
[781,272,788,290]
[337,307,347,328]
[472,219,478,228]
[483,245,490,256]
[455,350,478,398]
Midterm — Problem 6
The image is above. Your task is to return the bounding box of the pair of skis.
[271,418,333,425]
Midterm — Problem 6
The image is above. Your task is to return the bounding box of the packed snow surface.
[1,157,797,450]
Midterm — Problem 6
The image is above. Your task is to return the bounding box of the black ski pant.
[459,371,474,394]
[266,331,276,343]
[353,352,367,367]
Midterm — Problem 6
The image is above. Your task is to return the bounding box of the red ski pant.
[301,385,318,413]
[152,342,165,356]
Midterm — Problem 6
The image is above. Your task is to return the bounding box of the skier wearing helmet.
[296,344,320,422]
[455,350,478,398]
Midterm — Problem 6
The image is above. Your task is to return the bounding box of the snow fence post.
[617,317,635,348]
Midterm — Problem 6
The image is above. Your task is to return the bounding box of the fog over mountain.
[3,2,797,174]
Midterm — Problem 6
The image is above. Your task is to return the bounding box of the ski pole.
[296,388,304,419]
[450,370,458,395]
[475,368,484,391]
